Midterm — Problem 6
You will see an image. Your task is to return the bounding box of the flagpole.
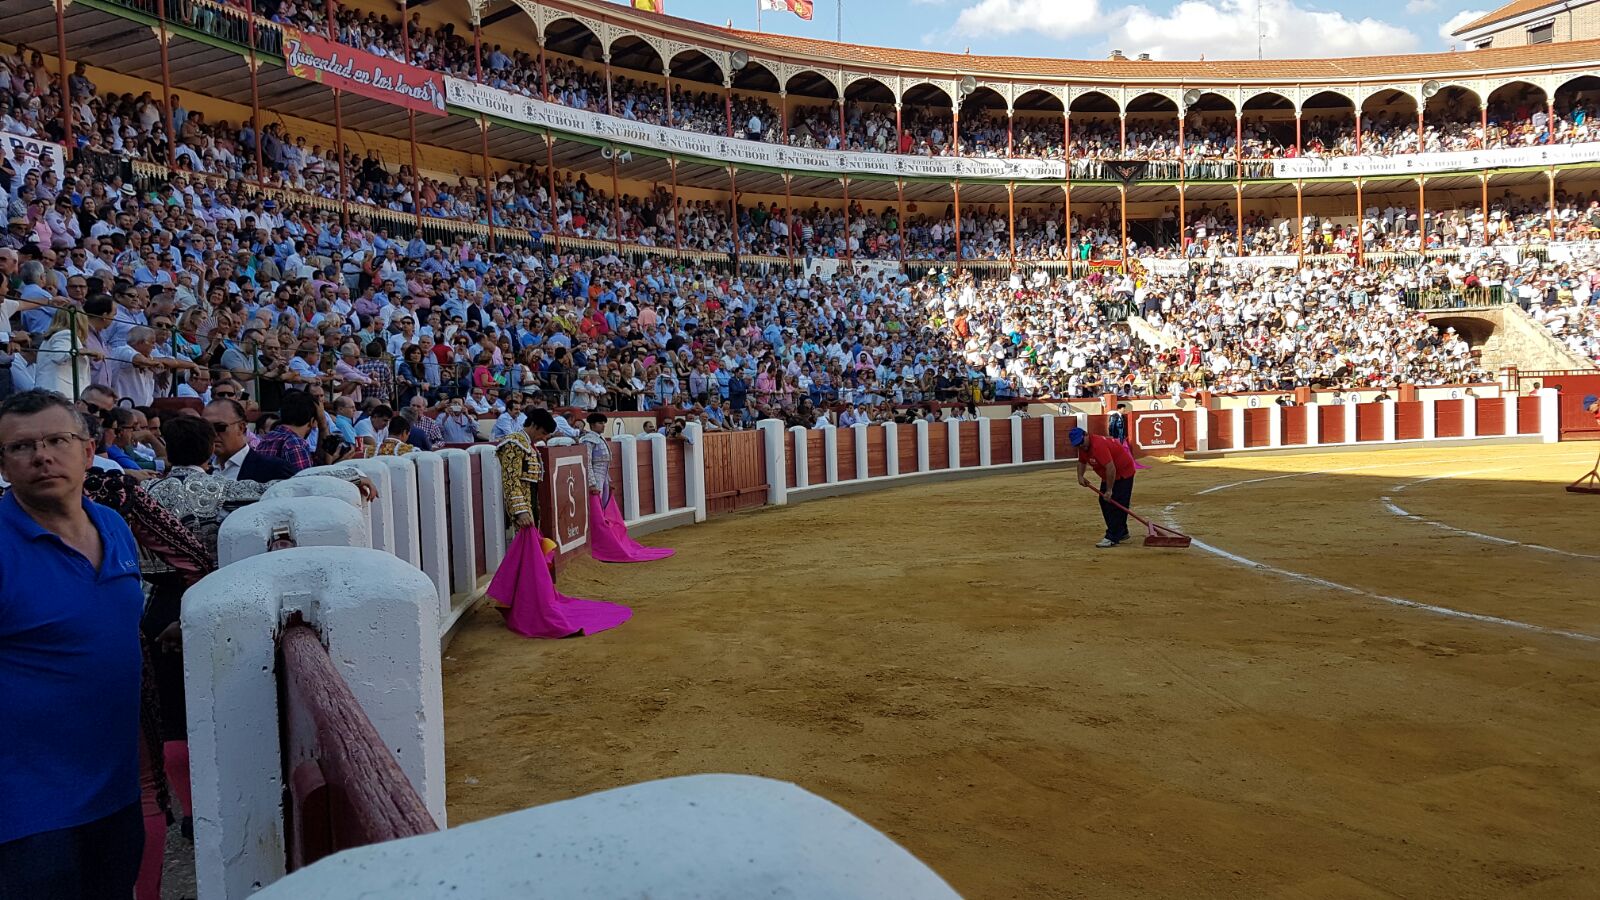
[837,0,842,41]
[758,0,763,32]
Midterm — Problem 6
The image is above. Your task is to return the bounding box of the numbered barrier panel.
[1282,406,1308,445]
[1242,408,1272,448]
[1395,401,1424,441]
[1318,405,1346,443]
[988,418,1013,465]
[1435,399,1466,438]
[1476,398,1507,436]
[958,422,981,467]
[866,427,889,478]
[928,422,951,470]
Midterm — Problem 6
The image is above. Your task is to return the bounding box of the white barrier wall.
[253,775,958,900]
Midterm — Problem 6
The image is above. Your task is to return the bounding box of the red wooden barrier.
[989,418,1013,463]
[666,440,688,510]
[866,427,889,478]
[1182,411,1198,452]
[1086,414,1110,436]
[1318,405,1345,443]
[806,429,827,484]
[786,434,800,489]
[1209,409,1234,450]
[1020,418,1045,462]
[280,625,437,872]
[1394,401,1423,441]
[703,430,766,515]
[896,424,918,473]
[836,428,859,481]
[1281,406,1307,445]
[1518,397,1542,435]
[959,421,980,467]
[636,447,658,516]
[1355,404,1385,442]
[1475,398,1506,436]
[1053,419,1077,458]
[928,423,951,470]
[1434,399,1465,438]
[1242,408,1271,448]
[469,454,487,579]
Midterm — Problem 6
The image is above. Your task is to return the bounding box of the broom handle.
[1082,483,1153,528]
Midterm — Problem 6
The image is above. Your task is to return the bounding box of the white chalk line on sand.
[1381,468,1600,561]
[1164,498,1600,645]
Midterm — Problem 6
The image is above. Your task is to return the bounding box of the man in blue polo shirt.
[0,389,146,898]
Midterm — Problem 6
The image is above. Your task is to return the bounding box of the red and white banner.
[1130,410,1184,455]
[282,28,446,116]
[760,0,814,19]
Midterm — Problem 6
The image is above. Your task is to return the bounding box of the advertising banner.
[1272,142,1600,179]
[284,28,446,115]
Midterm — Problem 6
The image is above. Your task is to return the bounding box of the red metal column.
[1548,167,1558,238]
[783,174,793,264]
[1354,178,1364,263]
[1295,180,1304,266]
[473,14,496,249]
[247,0,264,186]
[401,10,422,232]
[1007,182,1015,267]
[1119,112,1126,155]
[1549,97,1558,143]
[157,0,177,169]
[547,136,561,254]
[1418,175,1426,248]
[611,153,623,253]
[725,78,733,137]
[1293,112,1301,156]
[334,88,348,227]
[842,176,852,263]
[896,178,906,263]
[1234,183,1243,254]
[951,106,959,156]
[670,158,682,256]
[729,165,741,259]
[953,180,962,271]
[539,42,550,100]
[53,0,74,162]
[780,93,789,144]
[664,69,673,124]
[1355,109,1363,153]
[895,104,902,152]
[1481,173,1490,246]
[1006,110,1013,157]
[839,97,846,148]
[481,120,496,251]
[604,56,614,115]
[1120,184,1128,262]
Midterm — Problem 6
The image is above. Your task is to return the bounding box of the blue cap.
[1584,394,1598,408]
[1068,427,1088,447]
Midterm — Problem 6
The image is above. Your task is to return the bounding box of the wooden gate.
[703,430,768,516]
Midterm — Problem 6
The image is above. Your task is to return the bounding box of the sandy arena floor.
[443,441,1600,899]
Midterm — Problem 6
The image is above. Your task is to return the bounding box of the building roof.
[552,0,1600,83]
[1452,0,1561,37]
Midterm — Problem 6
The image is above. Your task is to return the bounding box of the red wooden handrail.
[279,623,437,871]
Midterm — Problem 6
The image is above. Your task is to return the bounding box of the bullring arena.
[12,0,1600,894]
[443,439,1600,898]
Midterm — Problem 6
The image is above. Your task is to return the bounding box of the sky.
[637,0,1499,61]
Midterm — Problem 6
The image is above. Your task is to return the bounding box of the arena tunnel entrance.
[1428,314,1496,348]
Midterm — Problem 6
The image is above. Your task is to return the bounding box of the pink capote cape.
[1120,438,1151,470]
[488,529,632,638]
[588,491,675,563]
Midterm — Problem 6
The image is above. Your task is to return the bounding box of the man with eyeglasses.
[202,397,294,482]
[0,389,147,898]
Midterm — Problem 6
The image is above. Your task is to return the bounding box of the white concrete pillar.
[683,422,708,522]
[1193,407,1210,452]
[946,419,962,469]
[756,419,787,506]
[1009,416,1024,464]
[1230,408,1245,450]
[470,445,507,569]
[1462,396,1477,438]
[345,459,391,554]
[852,423,869,481]
[184,548,444,900]
[1268,404,1283,448]
[821,425,839,483]
[217,493,366,568]
[1075,412,1089,434]
[376,456,422,570]
[1538,387,1560,442]
[1042,414,1056,462]
[1343,401,1358,444]
[914,420,930,472]
[1381,402,1397,443]
[439,448,479,598]
[1421,398,1437,441]
[617,435,641,522]
[259,474,362,510]
[977,419,993,467]
[1303,403,1320,446]
[789,426,810,489]
[410,451,451,617]
[1505,394,1520,435]
[882,423,899,477]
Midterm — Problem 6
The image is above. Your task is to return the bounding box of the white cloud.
[944,0,1418,58]
[1109,0,1418,59]
[1405,0,1439,12]
[948,0,1104,39]
[1439,8,1488,44]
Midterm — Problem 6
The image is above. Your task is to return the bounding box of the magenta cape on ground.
[588,492,676,563]
[488,529,632,639]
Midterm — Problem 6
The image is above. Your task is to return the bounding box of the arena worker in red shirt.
[1070,426,1136,548]
[1586,394,1599,425]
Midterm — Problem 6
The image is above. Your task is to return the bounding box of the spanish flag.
[631,0,662,12]
[760,0,813,18]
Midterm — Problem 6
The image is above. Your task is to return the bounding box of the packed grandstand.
[4,0,1600,896]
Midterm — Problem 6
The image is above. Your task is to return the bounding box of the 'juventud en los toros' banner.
[283,28,447,116]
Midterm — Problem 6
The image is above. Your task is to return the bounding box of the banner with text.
[445,76,1068,181]
[1272,142,1600,180]
[3,135,66,182]
[285,29,446,115]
